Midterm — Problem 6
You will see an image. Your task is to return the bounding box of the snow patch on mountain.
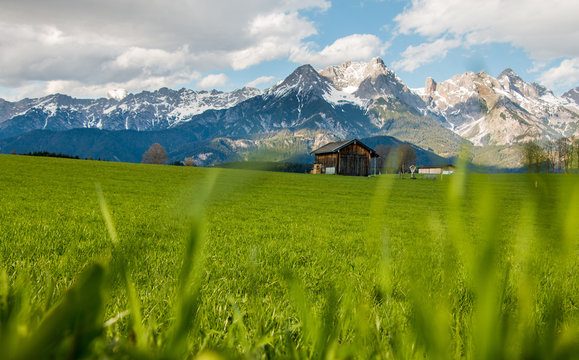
[167,88,262,125]
[0,87,263,138]
[455,116,488,146]
[322,87,367,108]
[1,58,577,152]
[319,57,396,91]
[562,87,579,106]
[420,69,579,145]
[411,88,426,97]
[342,86,358,94]
[42,103,58,118]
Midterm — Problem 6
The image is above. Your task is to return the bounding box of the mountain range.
[1,58,578,168]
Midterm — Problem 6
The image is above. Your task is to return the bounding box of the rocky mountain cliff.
[563,87,579,104]
[417,69,579,146]
[1,58,578,167]
[0,87,261,140]
[320,57,431,112]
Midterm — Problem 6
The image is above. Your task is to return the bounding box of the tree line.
[521,136,579,173]
[16,151,107,161]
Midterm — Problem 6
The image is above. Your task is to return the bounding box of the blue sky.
[222,1,550,92]
[0,0,577,100]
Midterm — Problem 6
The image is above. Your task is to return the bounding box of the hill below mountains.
[1,58,577,168]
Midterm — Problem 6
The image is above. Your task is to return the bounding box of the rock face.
[420,69,579,145]
[319,57,391,91]
[1,58,578,166]
[0,87,262,139]
[425,77,437,95]
[497,69,548,98]
[267,64,333,99]
[0,58,459,164]
[563,87,579,105]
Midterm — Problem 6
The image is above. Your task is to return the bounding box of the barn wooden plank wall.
[313,143,372,176]
[315,153,338,170]
[337,143,370,177]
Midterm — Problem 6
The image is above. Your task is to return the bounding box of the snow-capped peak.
[418,68,579,146]
[562,86,579,105]
[498,68,520,81]
[497,69,551,100]
[319,57,393,91]
[266,64,332,98]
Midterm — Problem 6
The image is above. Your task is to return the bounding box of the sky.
[0,0,578,101]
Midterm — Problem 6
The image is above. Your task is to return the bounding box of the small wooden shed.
[310,139,379,177]
[418,164,456,175]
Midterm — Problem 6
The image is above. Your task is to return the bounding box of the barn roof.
[310,139,378,157]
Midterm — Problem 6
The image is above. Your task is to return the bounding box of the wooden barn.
[310,139,379,177]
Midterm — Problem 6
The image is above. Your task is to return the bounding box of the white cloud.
[290,34,387,67]
[196,74,229,90]
[229,12,318,70]
[1,68,203,101]
[538,58,579,92]
[528,61,548,74]
[249,12,316,38]
[109,47,189,73]
[0,0,330,98]
[245,76,276,88]
[393,37,461,72]
[394,0,579,69]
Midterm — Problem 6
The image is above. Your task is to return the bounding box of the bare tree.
[374,144,416,174]
[566,136,579,172]
[375,145,391,172]
[544,141,557,173]
[183,157,196,167]
[142,143,168,164]
[521,141,543,173]
[397,145,417,174]
[567,136,575,170]
[556,137,571,173]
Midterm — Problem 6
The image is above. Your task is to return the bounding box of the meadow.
[0,154,577,359]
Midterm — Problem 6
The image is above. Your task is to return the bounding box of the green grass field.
[0,154,578,359]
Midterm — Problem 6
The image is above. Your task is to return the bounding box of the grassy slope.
[0,155,578,358]
[471,144,526,169]
[368,101,463,156]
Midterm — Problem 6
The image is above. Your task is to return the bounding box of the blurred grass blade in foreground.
[4,263,105,360]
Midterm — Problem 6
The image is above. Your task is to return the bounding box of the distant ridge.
[1,58,578,168]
